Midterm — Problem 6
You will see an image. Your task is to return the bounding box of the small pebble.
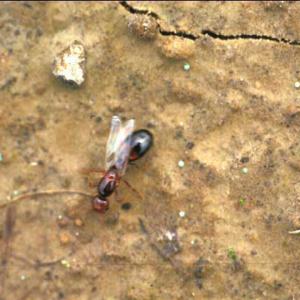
[295,81,300,89]
[57,215,69,227]
[61,259,70,268]
[75,231,80,237]
[186,141,195,149]
[20,274,27,281]
[179,211,186,218]
[29,161,39,166]
[59,232,71,245]
[183,63,190,71]
[178,160,185,168]
[12,190,19,196]
[52,40,86,87]
[128,14,158,39]
[0,153,3,162]
[158,35,196,59]
[165,231,176,241]
[74,218,83,227]
[241,167,248,174]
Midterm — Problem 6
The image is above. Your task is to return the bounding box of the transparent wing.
[105,116,135,176]
[105,116,121,171]
[114,118,135,176]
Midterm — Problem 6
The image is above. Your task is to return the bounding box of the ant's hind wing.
[114,118,135,176]
[105,116,121,171]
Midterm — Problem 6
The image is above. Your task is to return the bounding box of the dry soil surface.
[1,2,300,300]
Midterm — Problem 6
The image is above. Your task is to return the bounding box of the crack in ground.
[120,1,300,46]
[202,30,300,46]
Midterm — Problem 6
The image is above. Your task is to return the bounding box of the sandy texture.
[1,1,300,299]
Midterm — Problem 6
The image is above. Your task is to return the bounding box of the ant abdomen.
[129,129,153,161]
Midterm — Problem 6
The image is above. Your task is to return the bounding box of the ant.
[0,116,153,214]
[90,116,153,212]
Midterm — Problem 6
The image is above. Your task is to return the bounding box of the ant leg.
[122,180,143,199]
[114,189,122,203]
[128,161,139,169]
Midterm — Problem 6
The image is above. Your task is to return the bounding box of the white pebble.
[20,275,26,281]
[241,167,248,174]
[30,161,38,166]
[12,190,19,196]
[295,81,300,89]
[179,211,186,218]
[178,160,185,168]
[165,231,175,241]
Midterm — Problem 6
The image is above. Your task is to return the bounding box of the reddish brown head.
[92,197,109,213]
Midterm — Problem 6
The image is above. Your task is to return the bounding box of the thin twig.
[289,229,300,234]
[0,190,95,209]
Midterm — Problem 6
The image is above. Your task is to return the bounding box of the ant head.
[91,196,109,213]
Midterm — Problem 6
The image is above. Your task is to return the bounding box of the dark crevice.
[159,30,197,40]
[120,1,300,46]
[119,1,159,20]
[202,30,300,46]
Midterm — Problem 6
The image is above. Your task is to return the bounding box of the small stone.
[20,274,26,281]
[128,14,158,39]
[52,40,86,87]
[241,167,248,174]
[178,160,185,168]
[59,231,71,245]
[0,153,3,162]
[74,218,83,227]
[157,35,196,59]
[57,215,69,227]
[12,190,19,196]
[29,161,39,166]
[186,141,195,149]
[183,63,190,71]
[295,81,300,89]
[179,211,186,218]
[61,259,70,268]
[165,230,176,241]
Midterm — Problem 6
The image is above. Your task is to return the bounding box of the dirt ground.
[1,1,300,299]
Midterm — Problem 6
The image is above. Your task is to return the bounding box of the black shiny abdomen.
[129,129,153,161]
[97,169,118,198]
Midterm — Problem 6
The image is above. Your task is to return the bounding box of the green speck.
[227,247,237,260]
[241,167,248,174]
[239,198,246,206]
[183,63,190,71]
[0,153,3,162]
[12,190,19,196]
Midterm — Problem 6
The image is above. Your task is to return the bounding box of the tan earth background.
[1,1,300,300]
